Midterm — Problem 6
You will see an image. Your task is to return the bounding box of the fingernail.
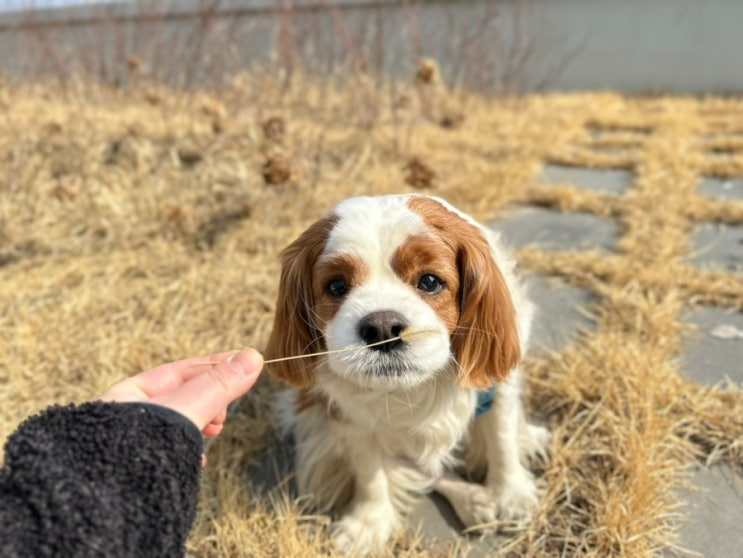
[228,349,264,376]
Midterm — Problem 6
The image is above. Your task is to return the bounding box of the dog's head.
[265,195,520,390]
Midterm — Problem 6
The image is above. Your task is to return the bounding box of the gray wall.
[1,0,742,94]
[534,0,743,94]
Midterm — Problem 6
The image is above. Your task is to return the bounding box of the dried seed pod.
[262,153,293,185]
[262,116,287,143]
[404,156,437,189]
[415,58,440,87]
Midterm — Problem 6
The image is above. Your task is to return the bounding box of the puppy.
[265,194,550,554]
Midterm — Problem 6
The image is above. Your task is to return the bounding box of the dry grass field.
[1,69,742,556]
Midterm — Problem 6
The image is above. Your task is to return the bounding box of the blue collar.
[475,387,496,418]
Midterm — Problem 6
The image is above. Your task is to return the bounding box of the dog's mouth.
[332,342,415,374]
[357,351,417,378]
[323,309,451,387]
[325,337,448,389]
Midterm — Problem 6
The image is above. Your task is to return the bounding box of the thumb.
[152,349,263,430]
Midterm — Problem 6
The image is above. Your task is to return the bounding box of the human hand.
[100,349,263,437]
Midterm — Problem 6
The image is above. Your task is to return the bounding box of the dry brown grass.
[1,76,741,557]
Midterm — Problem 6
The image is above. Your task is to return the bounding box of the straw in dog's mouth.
[263,327,440,365]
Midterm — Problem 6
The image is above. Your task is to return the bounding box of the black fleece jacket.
[0,401,203,557]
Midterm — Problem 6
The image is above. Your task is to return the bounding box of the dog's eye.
[326,278,349,299]
[417,274,444,294]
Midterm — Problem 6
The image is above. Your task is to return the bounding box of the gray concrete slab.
[672,307,743,557]
[248,433,297,499]
[669,464,743,558]
[494,206,620,252]
[409,494,509,558]
[691,223,743,273]
[525,274,595,354]
[410,494,467,545]
[540,164,634,195]
[681,307,743,385]
[698,176,743,201]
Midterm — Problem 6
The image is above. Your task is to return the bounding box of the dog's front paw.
[332,504,398,556]
[491,473,539,523]
[450,483,497,529]
[519,423,552,465]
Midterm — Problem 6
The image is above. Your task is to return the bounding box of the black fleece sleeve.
[0,401,204,558]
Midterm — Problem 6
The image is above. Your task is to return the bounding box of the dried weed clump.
[404,156,438,189]
[262,116,287,144]
[0,77,741,557]
[415,58,440,87]
[261,153,295,185]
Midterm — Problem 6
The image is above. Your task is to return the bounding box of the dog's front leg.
[332,434,400,556]
[435,372,544,531]
[481,369,542,523]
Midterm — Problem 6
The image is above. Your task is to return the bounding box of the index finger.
[129,350,240,398]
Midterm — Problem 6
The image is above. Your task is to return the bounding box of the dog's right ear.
[264,215,337,388]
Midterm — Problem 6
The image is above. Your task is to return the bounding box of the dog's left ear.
[265,215,337,389]
[453,224,521,389]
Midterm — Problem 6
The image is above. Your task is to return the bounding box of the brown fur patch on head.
[407,196,521,387]
[312,253,368,329]
[264,215,338,388]
[391,234,460,333]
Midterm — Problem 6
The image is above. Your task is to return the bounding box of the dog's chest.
[335,385,477,471]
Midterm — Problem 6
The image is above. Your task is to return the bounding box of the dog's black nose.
[358,311,409,352]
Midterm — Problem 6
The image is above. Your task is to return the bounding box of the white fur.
[275,195,550,555]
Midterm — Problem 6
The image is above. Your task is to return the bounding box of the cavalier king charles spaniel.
[266,194,550,554]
